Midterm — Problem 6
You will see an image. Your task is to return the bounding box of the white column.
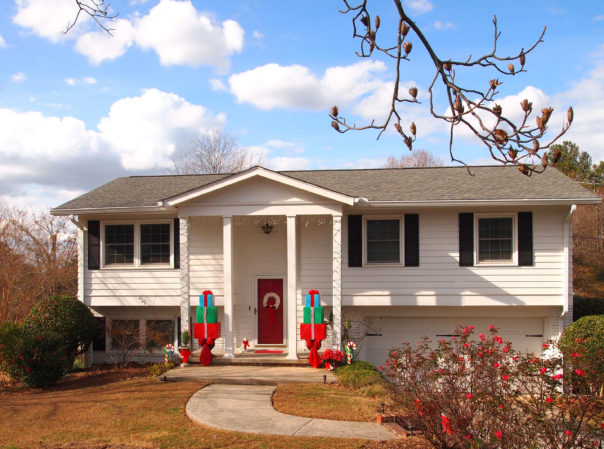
[332,215,343,349]
[223,216,234,358]
[77,223,85,304]
[179,217,191,345]
[286,215,298,360]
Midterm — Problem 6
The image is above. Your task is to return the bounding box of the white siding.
[189,216,224,302]
[342,206,567,306]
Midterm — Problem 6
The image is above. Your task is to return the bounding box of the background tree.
[169,129,264,175]
[548,141,604,184]
[329,1,573,175]
[384,149,443,168]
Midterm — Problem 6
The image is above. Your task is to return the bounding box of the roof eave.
[50,205,176,216]
[361,198,602,207]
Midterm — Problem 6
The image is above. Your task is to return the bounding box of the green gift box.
[196,306,218,324]
[303,306,324,324]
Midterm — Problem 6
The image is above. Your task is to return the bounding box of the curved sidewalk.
[186,384,396,440]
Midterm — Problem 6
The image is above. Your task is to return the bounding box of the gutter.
[51,205,176,216]
[358,198,601,207]
[561,205,576,319]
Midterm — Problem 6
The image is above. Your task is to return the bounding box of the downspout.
[70,216,86,230]
[561,205,576,319]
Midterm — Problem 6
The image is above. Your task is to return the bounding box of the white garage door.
[364,317,545,368]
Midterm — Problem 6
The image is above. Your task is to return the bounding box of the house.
[50,165,600,367]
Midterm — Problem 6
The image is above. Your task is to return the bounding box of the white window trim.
[362,216,404,266]
[474,213,518,266]
[100,220,174,269]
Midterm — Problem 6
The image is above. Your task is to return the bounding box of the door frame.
[253,275,286,346]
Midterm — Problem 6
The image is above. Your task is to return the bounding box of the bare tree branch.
[64,0,117,35]
[331,0,572,176]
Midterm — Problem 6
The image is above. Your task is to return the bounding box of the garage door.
[363,317,545,368]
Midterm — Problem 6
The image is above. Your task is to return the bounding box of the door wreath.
[262,292,281,323]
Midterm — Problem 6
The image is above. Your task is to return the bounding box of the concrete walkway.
[186,384,396,440]
[164,364,337,385]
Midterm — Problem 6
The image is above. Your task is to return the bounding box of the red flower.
[495,430,502,439]
[552,374,563,380]
[540,367,547,374]
[565,430,572,436]
[392,352,397,357]
[466,393,473,399]
[463,327,468,333]
[489,325,495,330]
[440,414,454,434]
[498,404,503,409]
[378,366,382,371]
[513,355,518,360]
[439,369,444,374]
[502,374,509,381]
[479,333,486,341]
[468,325,474,330]
[493,363,500,368]
[502,347,508,353]
[570,352,580,358]
[542,343,550,349]
[464,343,469,348]
[575,369,584,376]
[25,368,30,373]
[545,397,553,403]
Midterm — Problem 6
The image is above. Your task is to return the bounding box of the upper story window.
[140,223,170,265]
[366,218,401,264]
[477,216,515,263]
[105,224,134,265]
[101,221,173,268]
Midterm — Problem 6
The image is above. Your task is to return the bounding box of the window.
[477,216,514,263]
[105,224,134,265]
[101,221,173,268]
[111,319,140,350]
[140,224,170,265]
[366,218,401,264]
[146,320,174,349]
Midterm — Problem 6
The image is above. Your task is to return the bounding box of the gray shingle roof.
[52,166,599,212]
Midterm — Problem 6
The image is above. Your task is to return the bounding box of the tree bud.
[519,51,526,67]
[508,63,515,73]
[331,121,340,132]
[375,16,381,30]
[518,165,529,176]
[403,41,413,54]
[394,123,403,135]
[508,148,518,160]
[361,15,369,27]
[541,153,548,167]
[404,136,413,150]
[533,139,539,153]
[493,104,502,116]
[401,22,410,37]
[520,99,532,113]
[536,116,544,132]
[541,107,553,125]
[494,128,508,145]
[410,122,417,136]
[567,106,573,124]
[409,87,418,99]
[454,95,464,114]
[443,61,452,71]
[489,79,500,89]
[331,105,338,117]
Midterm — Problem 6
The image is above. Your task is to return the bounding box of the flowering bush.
[10,330,67,388]
[559,315,604,397]
[382,325,603,449]
[321,349,344,367]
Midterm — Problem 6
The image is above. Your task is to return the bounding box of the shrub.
[383,325,603,449]
[0,322,23,379]
[337,361,388,391]
[148,362,175,377]
[11,330,67,388]
[24,295,98,370]
[559,314,604,396]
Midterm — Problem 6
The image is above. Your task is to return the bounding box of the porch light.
[261,222,273,234]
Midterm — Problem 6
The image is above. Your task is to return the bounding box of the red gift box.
[194,322,221,341]
[300,323,326,341]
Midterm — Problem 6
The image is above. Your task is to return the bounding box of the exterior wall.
[342,205,568,307]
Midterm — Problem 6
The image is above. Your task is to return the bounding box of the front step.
[187,350,310,367]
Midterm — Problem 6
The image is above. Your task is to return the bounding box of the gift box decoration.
[194,322,221,341]
[300,323,327,341]
[305,292,320,308]
[196,305,218,324]
[303,306,324,325]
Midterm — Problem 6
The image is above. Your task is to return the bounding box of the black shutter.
[404,214,419,266]
[88,220,100,270]
[173,218,180,269]
[459,213,474,266]
[348,215,362,267]
[518,212,533,266]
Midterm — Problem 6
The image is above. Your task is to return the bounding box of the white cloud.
[64,76,97,86]
[593,15,604,21]
[11,72,27,83]
[0,35,6,48]
[404,0,433,14]
[252,30,263,41]
[228,60,387,110]
[555,62,604,162]
[244,140,308,170]
[97,88,226,169]
[434,21,455,30]
[210,78,228,91]
[266,157,312,171]
[75,18,135,64]
[12,0,82,42]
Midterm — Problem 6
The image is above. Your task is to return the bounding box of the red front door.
[257,278,284,344]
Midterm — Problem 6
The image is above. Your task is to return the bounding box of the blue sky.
[0,0,603,210]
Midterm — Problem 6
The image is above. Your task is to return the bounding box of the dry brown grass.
[272,383,393,422]
[0,369,367,449]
